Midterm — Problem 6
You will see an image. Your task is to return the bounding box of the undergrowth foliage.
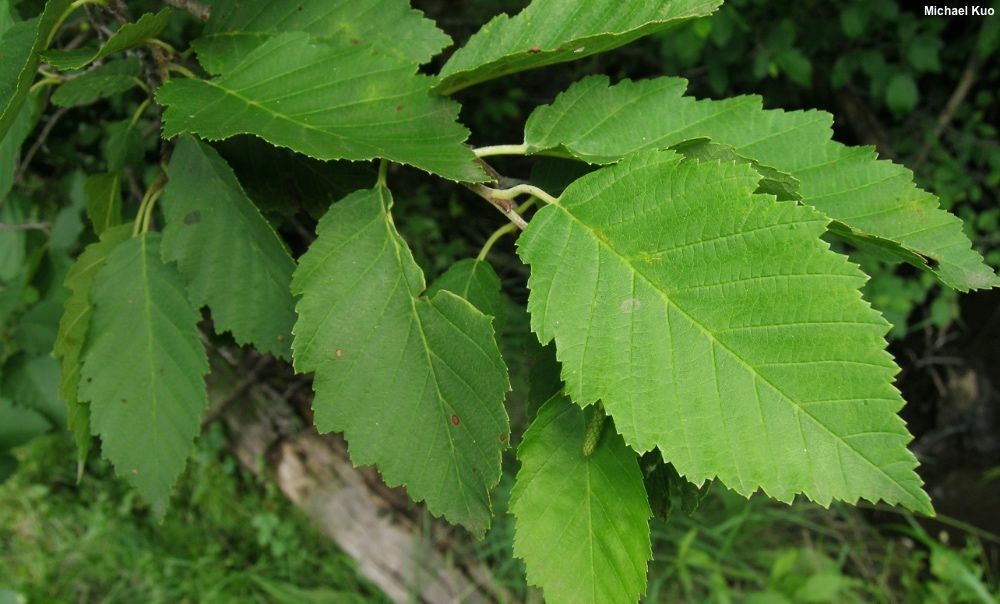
[0,1,996,602]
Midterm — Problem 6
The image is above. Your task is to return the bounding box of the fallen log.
[217,373,515,604]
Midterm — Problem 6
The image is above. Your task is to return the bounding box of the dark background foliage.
[2,0,999,601]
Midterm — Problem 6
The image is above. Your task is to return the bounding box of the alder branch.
[913,34,985,170]
[162,0,211,22]
[13,106,68,188]
[0,222,52,232]
[463,183,529,230]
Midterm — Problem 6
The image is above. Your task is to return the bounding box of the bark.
[218,379,515,604]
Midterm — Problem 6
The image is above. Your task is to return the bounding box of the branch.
[13,106,68,188]
[0,222,52,232]
[463,183,529,230]
[913,38,984,170]
[161,0,211,21]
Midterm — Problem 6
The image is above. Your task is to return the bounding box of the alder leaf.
[54,224,132,461]
[524,76,996,291]
[41,8,171,70]
[292,186,510,536]
[161,135,296,359]
[83,172,123,235]
[51,57,141,107]
[157,32,485,182]
[0,97,36,202]
[79,234,209,514]
[0,353,65,429]
[669,138,801,202]
[436,0,721,95]
[0,397,51,450]
[199,0,450,72]
[511,395,651,604]
[517,150,932,515]
[426,258,507,337]
[0,0,71,141]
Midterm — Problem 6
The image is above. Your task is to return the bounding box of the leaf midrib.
[551,200,915,503]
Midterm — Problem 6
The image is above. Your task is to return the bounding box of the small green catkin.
[582,404,606,456]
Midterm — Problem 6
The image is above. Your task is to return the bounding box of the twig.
[462,183,529,230]
[13,106,69,187]
[913,42,984,170]
[161,0,211,21]
[0,222,52,232]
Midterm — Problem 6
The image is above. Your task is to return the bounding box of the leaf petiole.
[133,173,167,236]
[377,158,389,187]
[474,144,528,158]
[50,0,108,46]
[128,98,151,128]
[477,222,517,261]
[147,38,178,56]
[492,183,558,206]
[166,63,198,80]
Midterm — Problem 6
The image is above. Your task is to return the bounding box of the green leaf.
[774,47,811,87]
[157,32,484,182]
[0,397,50,450]
[526,339,561,420]
[0,0,72,141]
[426,258,507,337]
[669,138,801,201]
[639,450,711,522]
[54,224,132,463]
[41,8,171,70]
[103,119,144,172]
[0,454,17,482]
[436,0,721,95]
[79,234,209,513]
[161,135,296,360]
[0,0,16,35]
[13,286,67,354]
[906,36,942,73]
[214,135,376,218]
[840,5,867,38]
[0,94,38,202]
[0,196,26,282]
[83,172,123,235]
[51,57,141,107]
[510,395,651,604]
[885,72,918,114]
[292,186,510,536]
[524,75,997,291]
[0,353,66,429]
[200,0,450,71]
[517,150,932,514]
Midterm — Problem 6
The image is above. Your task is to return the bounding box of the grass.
[458,469,1000,604]
[0,425,388,604]
[3,417,998,604]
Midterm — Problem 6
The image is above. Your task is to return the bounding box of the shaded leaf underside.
[162,135,296,360]
[51,57,140,107]
[0,0,71,140]
[517,150,931,514]
[524,76,995,291]
[436,0,721,94]
[291,187,510,536]
[40,8,171,70]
